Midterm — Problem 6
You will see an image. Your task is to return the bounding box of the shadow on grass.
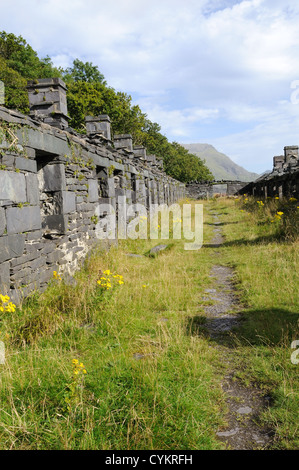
[185,308,299,349]
[202,233,282,249]
[204,221,239,226]
[231,307,299,347]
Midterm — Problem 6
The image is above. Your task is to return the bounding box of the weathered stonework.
[238,146,299,199]
[0,78,185,303]
[186,180,248,199]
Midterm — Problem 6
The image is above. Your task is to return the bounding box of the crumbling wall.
[186,181,247,199]
[0,78,185,303]
[239,145,299,199]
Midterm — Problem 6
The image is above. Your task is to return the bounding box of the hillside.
[182,143,259,182]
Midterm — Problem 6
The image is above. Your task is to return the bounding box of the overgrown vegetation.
[212,197,299,450]
[0,31,213,183]
[235,194,299,241]
[0,198,298,449]
[0,205,224,450]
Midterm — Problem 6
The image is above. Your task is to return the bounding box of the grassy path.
[0,198,298,449]
[203,207,273,449]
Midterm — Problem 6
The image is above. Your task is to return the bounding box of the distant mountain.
[182,143,259,182]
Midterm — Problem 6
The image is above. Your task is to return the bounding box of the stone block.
[24,147,36,159]
[26,230,43,241]
[6,206,41,234]
[26,173,40,205]
[106,177,115,198]
[10,250,40,268]
[92,154,109,168]
[15,156,37,173]
[0,207,6,236]
[76,202,95,212]
[0,261,10,292]
[0,170,27,203]
[0,237,10,263]
[88,180,99,202]
[60,191,76,214]
[46,250,62,264]
[8,234,26,258]
[28,257,46,271]
[11,267,31,282]
[39,163,66,192]
[42,214,68,234]
[17,128,70,157]
[0,234,26,263]
[40,241,56,255]
[38,268,54,284]
[115,188,126,197]
[1,155,15,167]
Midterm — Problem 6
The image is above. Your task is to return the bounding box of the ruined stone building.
[0,78,185,303]
[238,145,299,198]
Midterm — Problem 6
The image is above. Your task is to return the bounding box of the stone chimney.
[146,155,156,166]
[156,157,164,170]
[133,145,147,161]
[273,155,284,170]
[85,115,112,143]
[27,78,69,129]
[284,146,299,163]
[114,134,133,152]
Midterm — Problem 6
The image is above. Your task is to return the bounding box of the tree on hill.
[0,31,62,79]
[63,59,106,84]
[0,30,213,183]
[0,31,62,113]
[0,56,28,113]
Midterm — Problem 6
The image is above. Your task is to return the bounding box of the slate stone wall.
[238,170,299,199]
[0,88,185,303]
[186,181,247,199]
[238,145,299,199]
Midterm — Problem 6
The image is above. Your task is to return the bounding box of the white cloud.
[212,100,299,173]
[1,0,299,172]
[136,103,220,138]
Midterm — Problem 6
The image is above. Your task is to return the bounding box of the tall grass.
[0,204,226,450]
[0,197,298,449]
[236,194,299,241]
[213,196,299,449]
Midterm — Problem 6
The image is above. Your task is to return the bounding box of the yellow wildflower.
[0,294,16,313]
[53,271,62,281]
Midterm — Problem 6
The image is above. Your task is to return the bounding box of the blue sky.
[2,0,299,174]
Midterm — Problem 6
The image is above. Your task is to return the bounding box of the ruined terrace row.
[0,78,185,303]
